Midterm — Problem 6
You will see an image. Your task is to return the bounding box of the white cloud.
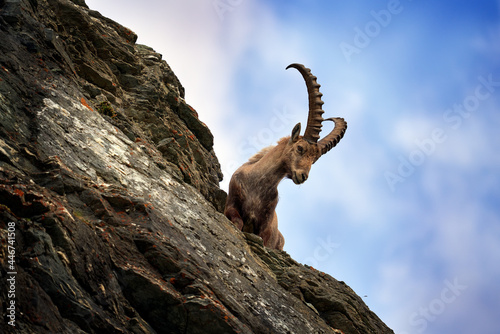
[390,115,438,151]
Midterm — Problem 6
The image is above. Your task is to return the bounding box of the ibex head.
[284,63,347,185]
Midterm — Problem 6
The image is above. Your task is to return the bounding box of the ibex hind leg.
[224,206,244,230]
[275,230,285,251]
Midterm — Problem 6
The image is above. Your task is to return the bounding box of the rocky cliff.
[0,0,394,333]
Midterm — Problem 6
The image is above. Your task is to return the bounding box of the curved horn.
[286,63,324,143]
[316,117,347,159]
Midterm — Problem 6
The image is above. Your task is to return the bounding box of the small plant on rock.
[97,101,117,118]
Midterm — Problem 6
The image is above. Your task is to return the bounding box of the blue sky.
[86,1,500,332]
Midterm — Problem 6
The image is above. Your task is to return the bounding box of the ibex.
[224,63,347,250]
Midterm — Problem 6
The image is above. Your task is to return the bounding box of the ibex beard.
[224,63,347,250]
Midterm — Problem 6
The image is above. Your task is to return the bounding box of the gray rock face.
[0,0,394,333]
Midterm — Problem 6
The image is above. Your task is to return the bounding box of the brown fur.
[224,128,319,250]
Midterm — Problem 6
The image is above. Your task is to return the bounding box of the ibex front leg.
[260,212,284,250]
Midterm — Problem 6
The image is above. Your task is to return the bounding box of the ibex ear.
[290,123,301,143]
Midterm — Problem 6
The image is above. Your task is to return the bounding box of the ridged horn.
[317,117,347,158]
[286,63,324,143]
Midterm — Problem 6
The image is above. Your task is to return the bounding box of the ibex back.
[224,63,347,250]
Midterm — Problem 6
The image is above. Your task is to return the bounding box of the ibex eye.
[297,145,304,154]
